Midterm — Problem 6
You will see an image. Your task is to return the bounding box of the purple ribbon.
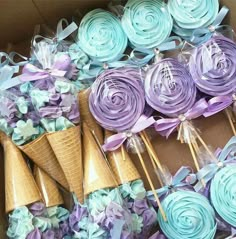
[155,98,208,138]
[102,115,155,151]
[204,95,235,117]
[20,63,66,82]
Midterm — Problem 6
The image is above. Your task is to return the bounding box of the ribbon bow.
[102,115,155,152]
[203,95,236,117]
[155,98,208,138]
[195,136,236,192]
[146,167,193,201]
[130,36,182,67]
[191,6,230,45]
[81,55,131,80]
[33,18,78,47]
[8,52,31,66]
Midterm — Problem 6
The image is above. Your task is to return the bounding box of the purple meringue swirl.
[89,68,145,132]
[145,58,197,117]
[189,36,236,96]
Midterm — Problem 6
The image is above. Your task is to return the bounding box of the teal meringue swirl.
[7,206,34,239]
[158,191,217,239]
[168,0,219,38]
[122,0,173,49]
[211,165,236,227]
[78,9,127,62]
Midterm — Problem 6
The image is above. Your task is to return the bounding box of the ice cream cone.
[78,89,104,145]
[83,123,117,196]
[105,130,141,185]
[19,134,69,190]
[34,166,64,207]
[3,137,41,213]
[47,126,84,203]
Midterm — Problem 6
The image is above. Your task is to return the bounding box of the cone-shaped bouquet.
[105,130,141,185]
[79,89,103,145]
[2,136,41,213]
[34,166,64,208]
[20,135,69,190]
[46,125,84,203]
[83,123,117,195]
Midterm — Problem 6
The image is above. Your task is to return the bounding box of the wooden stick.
[178,123,184,143]
[140,131,163,172]
[140,131,164,186]
[225,108,236,136]
[193,127,217,161]
[131,137,167,222]
[187,141,206,188]
[121,145,126,161]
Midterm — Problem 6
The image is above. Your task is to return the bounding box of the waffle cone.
[78,89,103,145]
[83,123,117,196]
[47,126,84,203]
[34,166,63,207]
[19,134,69,190]
[3,137,41,213]
[105,130,141,185]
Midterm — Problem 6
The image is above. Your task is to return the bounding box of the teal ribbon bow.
[146,166,192,200]
[195,136,236,192]
[32,18,77,48]
[191,6,230,45]
[80,55,132,79]
[130,36,182,66]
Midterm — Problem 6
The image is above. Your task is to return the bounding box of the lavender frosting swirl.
[145,58,197,117]
[89,68,145,132]
[189,36,236,96]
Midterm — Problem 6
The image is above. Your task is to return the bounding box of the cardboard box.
[0,0,235,238]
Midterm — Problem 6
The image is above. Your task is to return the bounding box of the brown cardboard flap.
[0,0,43,49]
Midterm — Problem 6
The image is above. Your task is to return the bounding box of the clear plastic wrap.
[195,136,236,229]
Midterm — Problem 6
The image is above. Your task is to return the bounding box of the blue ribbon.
[129,36,182,66]
[191,6,230,45]
[0,52,9,67]
[195,136,236,192]
[0,65,20,90]
[8,52,31,66]
[80,55,133,80]
[32,18,77,48]
[146,166,192,200]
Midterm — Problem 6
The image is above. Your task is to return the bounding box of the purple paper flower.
[29,203,47,217]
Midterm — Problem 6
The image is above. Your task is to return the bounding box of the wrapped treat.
[146,58,215,175]
[89,67,167,221]
[147,167,217,239]
[73,9,130,80]
[195,136,236,228]
[167,0,229,44]
[121,0,173,49]
[188,35,236,136]
[83,123,135,238]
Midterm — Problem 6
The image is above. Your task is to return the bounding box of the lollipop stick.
[193,128,217,161]
[121,145,126,161]
[225,108,236,136]
[139,131,164,186]
[187,141,206,188]
[140,131,164,172]
[131,137,167,222]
